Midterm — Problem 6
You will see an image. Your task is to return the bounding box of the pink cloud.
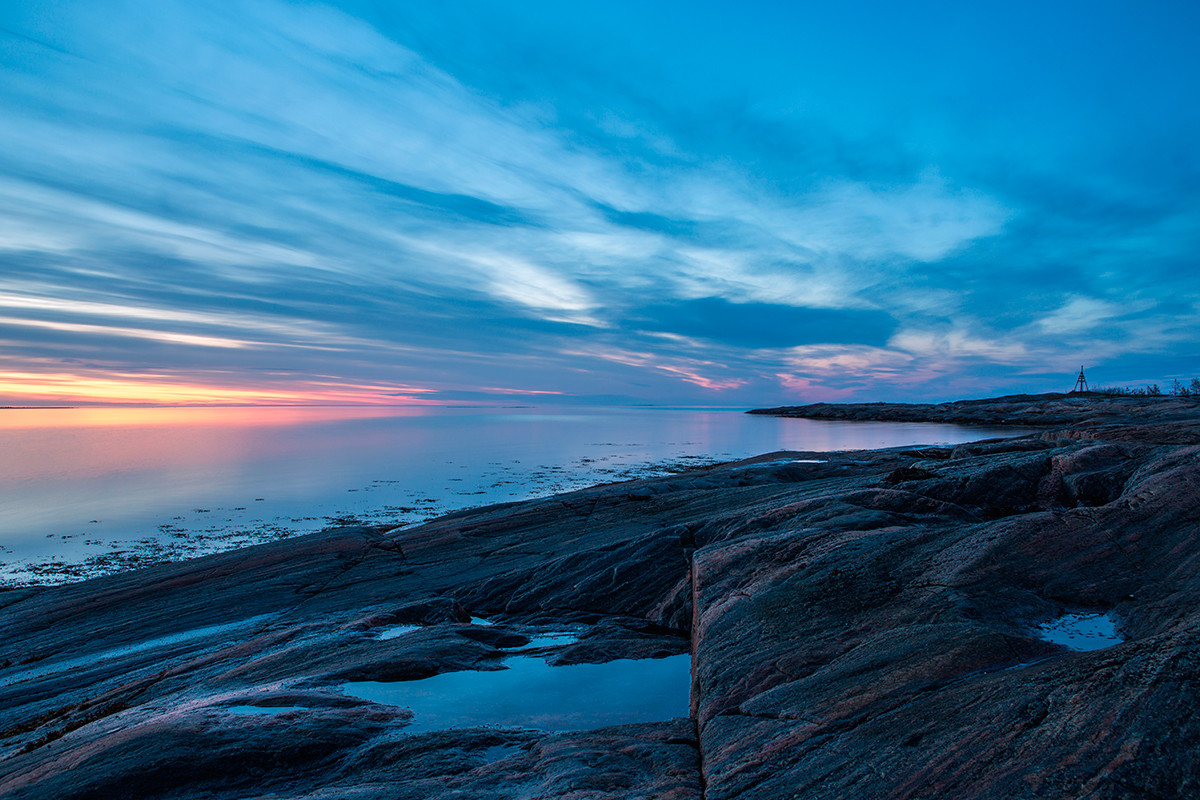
[476,386,565,395]
[773,373,861,401]
[564,346,746,392]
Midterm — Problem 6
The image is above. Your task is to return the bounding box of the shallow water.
[508,631,582,649]
[479,743,524,762]
[376,625,422,640]
[1036,611,1122,651]
[0,405,1019,585]
[342,653,692,732]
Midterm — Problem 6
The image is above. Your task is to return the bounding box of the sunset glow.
[0,370,435,408]
[0,2,1196,404]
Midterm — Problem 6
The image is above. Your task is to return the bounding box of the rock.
[883,465,937,483]
[749,392,1200,434]
[2,396,1199,798]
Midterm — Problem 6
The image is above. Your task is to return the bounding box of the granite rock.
[1,396,1198,798]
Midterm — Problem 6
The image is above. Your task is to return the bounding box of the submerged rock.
[1,395,1199,798]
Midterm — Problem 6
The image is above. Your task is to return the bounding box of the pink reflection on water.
[0,406,436,483]
[0,405,437,430]
[0,406,1026,586]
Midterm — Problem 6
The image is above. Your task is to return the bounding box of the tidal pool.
[342,653,691,733]
[376,624,421,640]
[1036,611,1123,651]
[508,631,582,649]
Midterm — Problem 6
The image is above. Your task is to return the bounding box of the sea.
[0,405,1018,586]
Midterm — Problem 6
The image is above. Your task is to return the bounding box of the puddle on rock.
[470,616,494,626]
[506,630,582,649]
[377,624,421,640]
[1036,611,1123,651]
[343,653,691,733]
[479,743,523,763]
[225,705,307,715]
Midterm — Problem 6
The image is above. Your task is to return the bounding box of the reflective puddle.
[342,653,691,733]
[1036,611,1122,651]
[505,630,581,649]
[377,624,421,640]
[479,743,523,763]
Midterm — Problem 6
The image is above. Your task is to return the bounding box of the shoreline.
[0,451,728,590]
[0,410,1017,590]
[2,395,1199,798]
[748,391,1200,428]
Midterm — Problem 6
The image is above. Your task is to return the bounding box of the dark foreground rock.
[2,396,1200,798]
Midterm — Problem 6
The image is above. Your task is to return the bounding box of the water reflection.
[343,653,692,732]
[0,406,429,431]
[1036,612,1123,651]
[377,625,422,641]
[0,405,1021,585]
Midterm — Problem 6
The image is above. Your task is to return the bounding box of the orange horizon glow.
[0,404,456,430]
[0,370,439,409]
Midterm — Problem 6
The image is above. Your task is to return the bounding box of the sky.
[0,0,1197,406]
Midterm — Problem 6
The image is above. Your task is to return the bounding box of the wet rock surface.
[2,396,1199,798]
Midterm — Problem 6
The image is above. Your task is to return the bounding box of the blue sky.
[0,0,1197,405]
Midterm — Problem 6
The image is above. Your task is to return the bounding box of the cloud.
[0,315,258,350]
[563,345,747,392]
[0,1,1195,404]
[629,298,896,349]
[889,327,1030,365]
[767,171,1011,264]
[772,374,861,402]
[1035,296,1132,336]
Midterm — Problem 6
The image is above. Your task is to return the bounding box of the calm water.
[343,653,693,732]
[1036,612,1123,651]
[0,405,1017,585]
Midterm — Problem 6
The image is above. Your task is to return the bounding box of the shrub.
[1090,378,1198,398]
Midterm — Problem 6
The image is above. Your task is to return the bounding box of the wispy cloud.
[0,316,259,350]
[564,345,747,392]
[0,1,1195,404]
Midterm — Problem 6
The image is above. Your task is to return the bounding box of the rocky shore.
[2,395,1199,798]
[749,392,1200,439]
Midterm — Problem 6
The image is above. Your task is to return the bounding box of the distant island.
[2,393,1198,799]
